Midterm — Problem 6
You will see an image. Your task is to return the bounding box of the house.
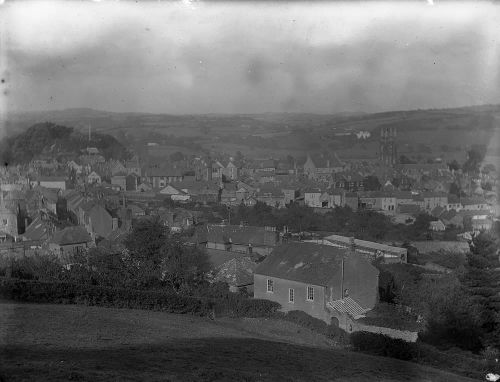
[471,215,493,232]
[34,186,60,215]
[422,192,448,212]
[35,176,67,191]
[211,161,225,179]
[125,158,142,177]
[23,211,57,242]
[303,153,344,181]
[206,224,279,256]
[461,197,488,211]
[146,164,185,188]
[0,192,18,241]
[67,160,83,174]
[127,204,146,218]
[48,225,92,261]
[159,185,190,201]
[78,202,115,240]
[358,191,397,214]
[87,171,102,185]
[255,186,285,208]
[254,242,379,326]
[303,187,324,208]
[111,172,127,190]
[331,172,364,192]
[109,160,127,176]
[223,160,239,180]
[429,220,446,232]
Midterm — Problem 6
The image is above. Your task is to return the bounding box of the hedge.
[213,293,281,318]
[0,278,215,316]
[350,331,418,361]
[0,278,281,319]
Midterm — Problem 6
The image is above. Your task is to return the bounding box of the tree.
[235,151,244,163]
[449,182,462,198]
[160,239,211,293]
[124,216,169,288]
[463,147,486,173]
[170,151,185,162]
[447,159,461,172]
[460,232,500,348]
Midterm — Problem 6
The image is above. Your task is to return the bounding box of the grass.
[0,301,477,382]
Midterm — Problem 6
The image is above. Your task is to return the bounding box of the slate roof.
[254,242,347,286]
[50,226,91,245]
[23,213,56,241]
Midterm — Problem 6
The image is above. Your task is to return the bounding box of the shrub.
[350,331,417,361]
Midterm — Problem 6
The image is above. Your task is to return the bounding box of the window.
[267,279,274,293]
[306,286,314,301]
[288,288,294,303]
[1,219,6,225]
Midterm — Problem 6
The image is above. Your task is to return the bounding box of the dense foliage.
[0,122,130,164]
[379,229,500,353]
[226,202,434,242]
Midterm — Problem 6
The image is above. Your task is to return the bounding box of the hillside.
[5,105,500,161]
[0,122,130,165]
[0,301,477,381]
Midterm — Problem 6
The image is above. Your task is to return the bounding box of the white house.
[87,171,102,185]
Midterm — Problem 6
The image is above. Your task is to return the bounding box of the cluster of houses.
[0,140,498,341]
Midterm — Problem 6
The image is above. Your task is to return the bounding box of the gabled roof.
[215,256,257,287]
[23,213,55,241]
[255,242,346,286]
[50,225,91,245]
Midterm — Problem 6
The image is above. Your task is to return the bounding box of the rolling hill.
[0,301,479,381]
[4,105,500,162]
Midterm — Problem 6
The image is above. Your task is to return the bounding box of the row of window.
[266,279,314,302]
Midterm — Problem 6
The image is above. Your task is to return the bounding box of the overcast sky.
[1,1,499,114]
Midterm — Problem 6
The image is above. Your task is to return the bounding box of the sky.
[1,1,500,115]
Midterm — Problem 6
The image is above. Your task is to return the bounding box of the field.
[5,105,500,160]
[0,301,477,381]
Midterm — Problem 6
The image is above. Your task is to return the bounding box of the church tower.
[379,126,397,166]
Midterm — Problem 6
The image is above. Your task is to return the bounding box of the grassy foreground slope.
[0,301,475,382]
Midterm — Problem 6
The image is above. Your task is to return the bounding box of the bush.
[350,331,417,361]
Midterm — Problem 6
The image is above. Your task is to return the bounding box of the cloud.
[2,1,499,114]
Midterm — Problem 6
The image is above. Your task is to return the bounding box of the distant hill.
[4,105,500,161]
[0,122,130,165]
